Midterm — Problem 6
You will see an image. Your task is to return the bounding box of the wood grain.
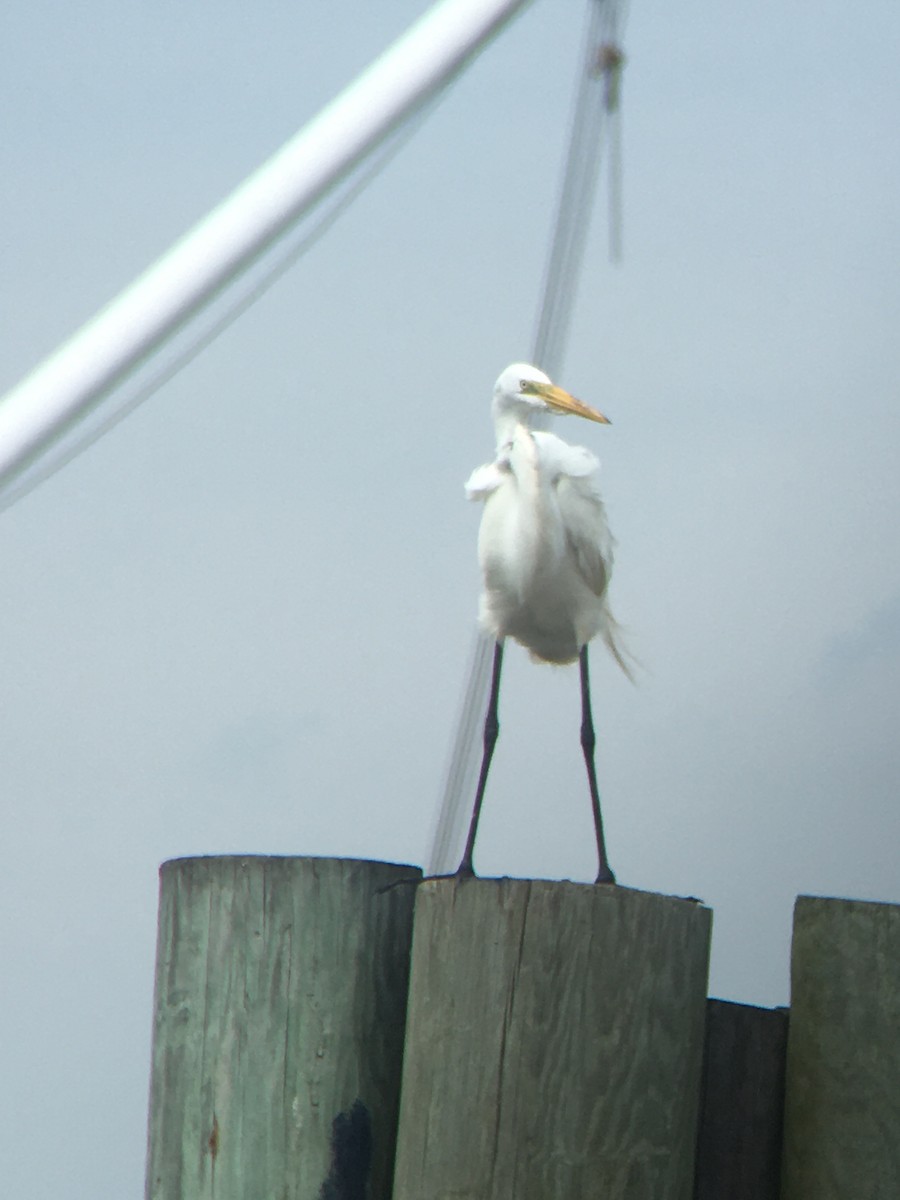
[392,877,712,1200]
[144,856,420,1200]
[781,895,900,1200]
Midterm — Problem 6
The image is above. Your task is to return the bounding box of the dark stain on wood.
[318,1099,373,1200]
[207,1113,220,1161]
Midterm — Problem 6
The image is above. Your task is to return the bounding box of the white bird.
[458,362,627,883]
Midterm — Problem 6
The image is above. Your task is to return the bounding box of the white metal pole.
[0,0,532,491]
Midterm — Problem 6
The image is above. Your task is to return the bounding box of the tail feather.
[602,612,638,683]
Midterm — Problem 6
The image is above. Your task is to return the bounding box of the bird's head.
[492,362,611,428]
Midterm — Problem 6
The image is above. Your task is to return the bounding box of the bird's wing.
[532,432,615,598]
[532,432,633,678]
[531,431,599,480]
[464,459,507,501]
[560,480,613,597]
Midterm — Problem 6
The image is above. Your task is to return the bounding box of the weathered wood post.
[781,895,900,1200]
[693,999,789,1200]
[392,878,712,1200]
[145,855,420,1200]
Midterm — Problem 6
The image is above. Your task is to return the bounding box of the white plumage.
[455,362,625,882]
[466,362,627,671]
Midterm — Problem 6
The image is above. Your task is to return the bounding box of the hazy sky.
[2,2,899,1196]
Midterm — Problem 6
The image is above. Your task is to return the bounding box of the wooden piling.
[781,895,900,1200]
[144,855,420,1200]
[693,999,788,1200]
[391,878,712,1200]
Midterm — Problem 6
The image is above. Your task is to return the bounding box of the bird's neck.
[492,408,535,453]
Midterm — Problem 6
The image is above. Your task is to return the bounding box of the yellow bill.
[529,380,611,424]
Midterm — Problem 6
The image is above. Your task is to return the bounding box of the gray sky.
[2,1,899,1195]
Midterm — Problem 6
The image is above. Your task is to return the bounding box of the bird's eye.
[519,379,536,394]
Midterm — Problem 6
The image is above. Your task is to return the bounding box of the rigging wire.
[533,0,628,376]
[428,0,629,875]
[0,101,434,514]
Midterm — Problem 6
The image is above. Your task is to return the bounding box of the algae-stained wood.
[781,895,900,1200]
[392,878,712,1200]
[693,999,788,1200]
[144,855,420,1200]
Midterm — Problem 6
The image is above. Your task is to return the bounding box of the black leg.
[580,646,616,884]
[458,640,504,876]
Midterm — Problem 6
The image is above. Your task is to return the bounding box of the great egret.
[459,362,627,883]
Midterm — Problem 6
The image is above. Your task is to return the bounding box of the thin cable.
[426,629,494,874]
[0,99,434,514]
[532,0,628,376]
[602,37,627,263]
[427,0,629,875]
